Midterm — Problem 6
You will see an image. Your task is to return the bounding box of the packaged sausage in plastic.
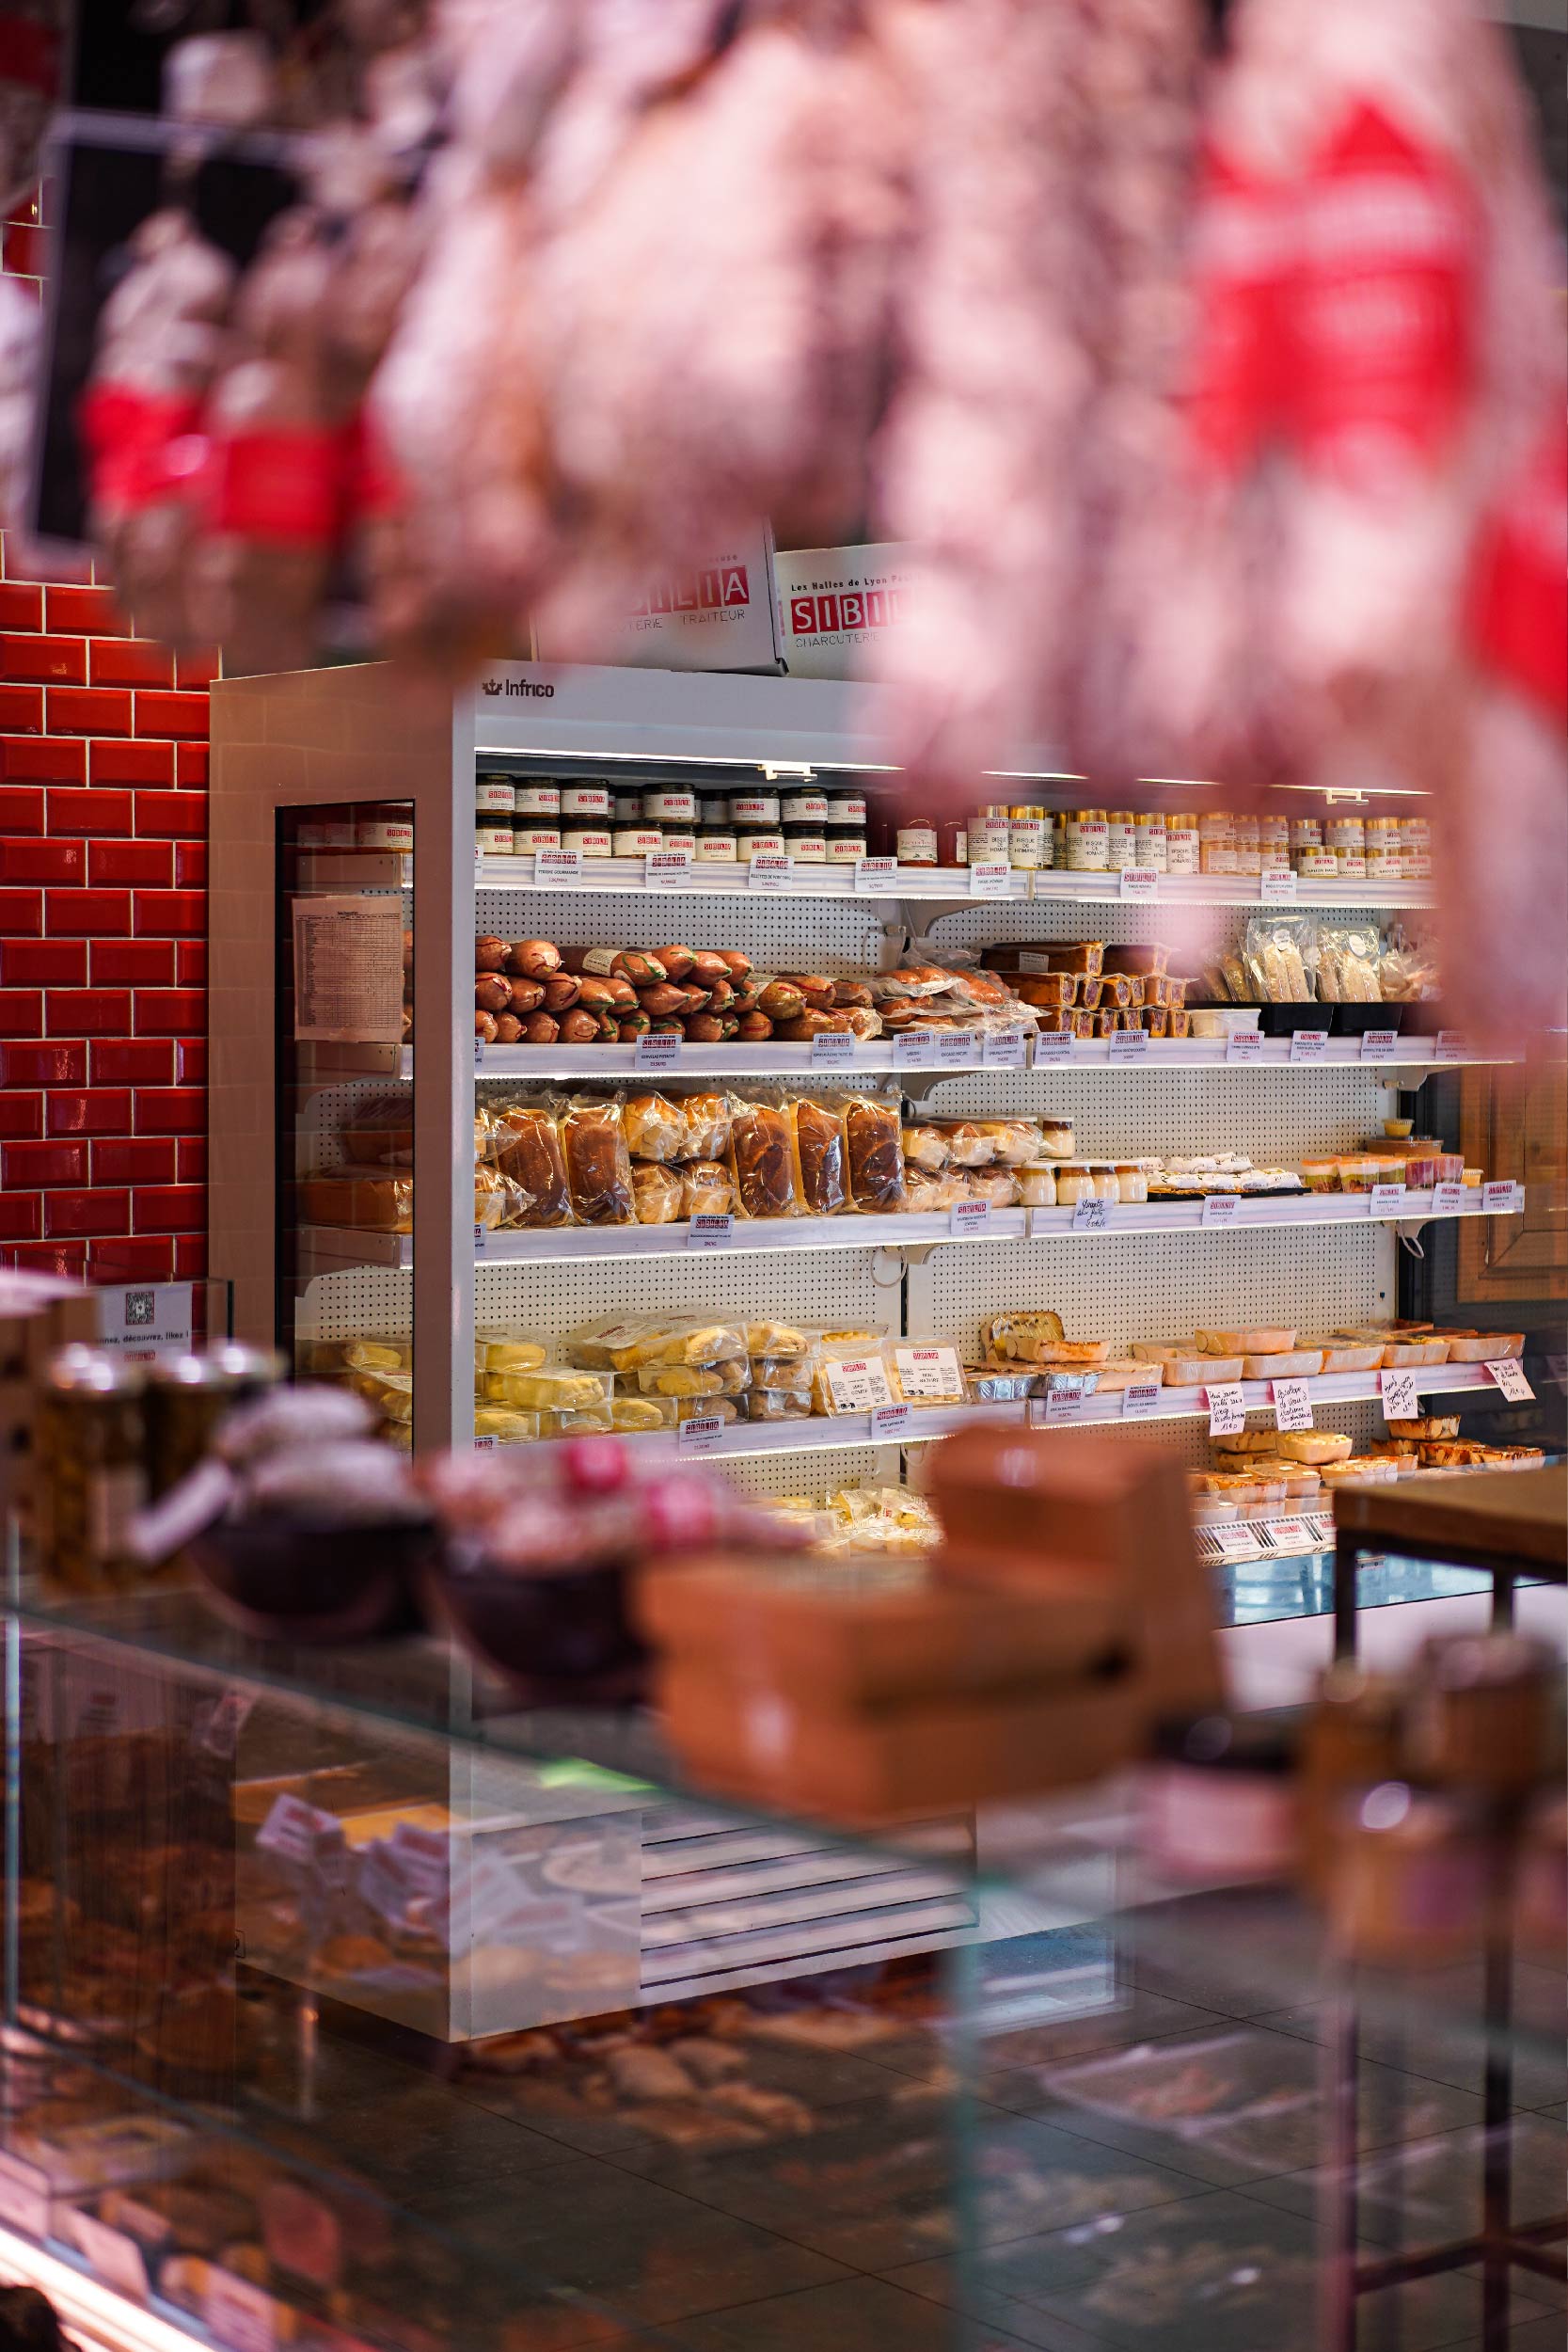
[790,1094,849,1215]
[622,1092,688,1161]
[1316,922,1383,1004]
[677,1159,735,1218]
[728,1091,801,1218]
[677,1090,734,1159]
[1243,914,1318,1003]
[491,1101,574,1228]
[560,1095,636,1225]
[631,1163,685,1223]
[832,1088,906,1211]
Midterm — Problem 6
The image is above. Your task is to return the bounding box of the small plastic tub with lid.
[1335,1155,1384,1193]
[1299,1157,1341,1193]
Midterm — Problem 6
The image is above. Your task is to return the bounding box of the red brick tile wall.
[0,192,212,1287]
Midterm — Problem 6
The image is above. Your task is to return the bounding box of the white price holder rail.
[1121,1380,1164,1421]
[969,860,1011,898]
[1290,1029,1330,1064]
[810,1031,856,1070]
[1489,1359,1534,1403]
[1118,867,1159,903]
[748,853,792,893]
[894,1344,964,1402]
[634,1030,682,1073]
[677,1414,727,1455]
[1226,1030,1264,1066]
[1071,1196,1109,1232]
[1271,1377,1314,1433]
[1379,1366,1421,1420]
[1200,1192,1240,1229]
[1207,1381,1248,1438]
[687,1213,734,1250]
[950,1197,991,1238]
[645,847,691,890]
[854,855,899,894]
[824,1356,895,1413]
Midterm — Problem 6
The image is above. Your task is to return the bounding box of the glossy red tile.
[0,988,40,1034]
[0,783,43,832]
[91,939,172,986]
[45,585,128,636]
[89,1040,170,1087]
[0,632,85,684]
[90,739,174,787]
[46,786,135,836]
[176,1136,206,1183]
[0,685,42,732]
[0,1240,88,1279]
[133,888,202,937]
[135,989,204,1035]
[0,735,85,782]
[135,1087,203,1135]
[2,223,43,277]
[0,1195,40,1242]
[176,940,206,986]
[0,1089,41,1137]
[93,1137,174,1185]
[1,939,84,986]
[47,1088,131,1136]
[89,638,173,689]
[132,1184,203,1234]
[4,1138,86,1187]
[1,838,82,884]
[48,686,132,737]
[45,888,130,936]
[44,1185,130,1237]
[173,1234,207,1279]
[134,790,204,840]
[0,585,41,630]
[0,889,41,935]
[175,647,219,690]
[3,1041,87,1087]
[47,987,132,1037]
[135,690,208,740]
[89,1235,173,1282]
[175,1038,205,1084]
[90,839,171,888]
[173,842,206,888]
[175,743,208,787]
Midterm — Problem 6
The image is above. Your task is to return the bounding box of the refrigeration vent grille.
[918,1067,1385,1160]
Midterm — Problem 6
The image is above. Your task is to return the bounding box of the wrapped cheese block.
[1431,1331,1525,1362]
[1275,1431,1353,1465]
[1197,1326,1297,1355]
[1381,1339,1452,1367]
[1242,1348,1324,1379]
[1304,1338,1384,1374]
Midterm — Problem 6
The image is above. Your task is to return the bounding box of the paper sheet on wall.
[292,895,405,1043]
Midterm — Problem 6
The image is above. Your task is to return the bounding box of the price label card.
[810,1030,856,1069]
[1359,1028,1399,1060]
[534,847,582,885]
[473,1434,498,1451]
[1432,1182,1467,1216]
[1034,1029,1074,1066]
[934,1030,974,1068]
[949,1197,991,1237]
[870,1400,914,1443]
[676,1414,727,1454]
[749,853,793,893]
[205,2270,277,2352]
[1305,1513,1337,1548]
[71,2211,150,2301]
[634,1029,682,1073]
[1260,867,1297,903]
[1370,1183,1408,1218]
[687,1212,734,1249]
[1379,1366,1421,1420]
[1206,1381,1248,1438]
[473,1223,488,1256]
[1031,1378,1088,1426]
[894,1344,964,1402]
[0,2154,49,2240]
[1226,1029,1265,1065]
[1489,1359,1534,1403]
[474,1038,485,1067]
[1271,1377,1314,1433]
[1121,1381,1164,1421]
[893,1029,939,1069]
[1434,1029,1469,1062]
[969,859,1012,898]
[824,1356,895,1413]
[1119,866,1160,903]
[1108,1026,1149,1064]
[1201,1191,1241,1229]
[1071,1196,1110,1232]
[854,854,899,895]
[1482,1181,1522,1216]
[1212,1524,1264,1563]
[1267,1518,1313,1553]
[645,847,692,890]
[1290,1028,1330,1063]
[983,1028,1031,1069]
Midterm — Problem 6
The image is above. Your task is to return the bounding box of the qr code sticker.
[125,1290,155,1327]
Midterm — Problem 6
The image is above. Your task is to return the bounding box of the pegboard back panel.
[909,1223,1391,1358]
[920,897,1410,959]
[475,888,895,974]
[920,1067,1388,1160]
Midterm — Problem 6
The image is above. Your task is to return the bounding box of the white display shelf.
[470,1362,1511,1466]
[299,1187,1524,1275]
[454,1034,1506,1081]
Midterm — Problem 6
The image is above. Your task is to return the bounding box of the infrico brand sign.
[481,675,555,699]
[774,543,918,678]
[531,524,782,672]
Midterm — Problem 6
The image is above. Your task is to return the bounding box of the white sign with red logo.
[534,527,781,672]
[772,542,917,678]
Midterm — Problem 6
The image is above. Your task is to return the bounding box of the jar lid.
[46,1343,144,1395]
[1152,1709,1298,1774]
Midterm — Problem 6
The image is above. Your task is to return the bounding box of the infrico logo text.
[481,676,555,698]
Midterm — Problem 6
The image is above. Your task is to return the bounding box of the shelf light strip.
[0,2223,198,2352]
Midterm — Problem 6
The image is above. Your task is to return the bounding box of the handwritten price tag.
[1370,1184,1408,1218]
[534,847,582,885]
[1488,1359,1534,1403]
[1482,1181,1522,1216]
[1071,1196,1110,1232]
[1119,867,1159,903]
[687,1213,734,1249]
[1259,867,1297,903]
[1271,1377,1314,1433]
[1207,1381,1248,1438]
[1107,1027,1149,1063]
[824,1356,894,1413]
[1200,1192,1241,1229]
[1432,1182,1466,1216]
[810,1031,856,1069]
[854,855,899,895]
[983,1029,1031,1069]
[1034,1029,1074,1066]
[949,1197,991,1237]
[870,1401,914,1442]
[749,853,793,893]
[1359,1029,1399,1059]
[1379,1366,1421,1420]
[645,847,692,890]
[634,1030,682,1072]
[676,1414,727,1454]
[1226,1029,1264,1065]
[1290,1029,1330,1063]
[969,860,1011,898]
[1121,1381,1164,1421]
